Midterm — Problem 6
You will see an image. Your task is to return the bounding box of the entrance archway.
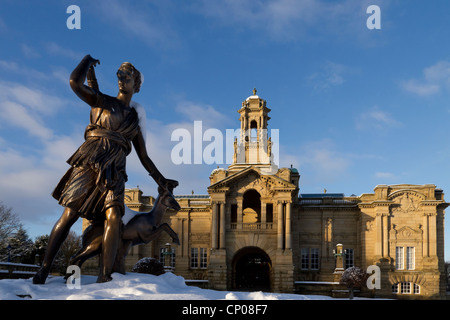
[232,247,272,291]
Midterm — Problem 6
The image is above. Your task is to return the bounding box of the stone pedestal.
[273,249,294,293]
[207,249,227,290]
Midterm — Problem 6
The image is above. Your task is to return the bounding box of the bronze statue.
[67,184,180,275]
[33,54,179,284]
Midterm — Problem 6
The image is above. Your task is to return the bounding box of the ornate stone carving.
[389,190,424,214]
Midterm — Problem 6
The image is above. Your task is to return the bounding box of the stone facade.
[82,90,448,299]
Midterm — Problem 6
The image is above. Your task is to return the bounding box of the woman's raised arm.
[69,54,101,107]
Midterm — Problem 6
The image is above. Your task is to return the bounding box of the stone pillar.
[261,201,266,228]
[237,198,243,229]
[277,201,284,250]
[375,214,382,257]
[382,214,389,258]
[211,202,218,249]
[219,202,226,249]
[423,214,429,257]
[429,212,437,256]
[285,201,292,250]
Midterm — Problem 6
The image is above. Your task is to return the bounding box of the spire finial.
[253,88,257,95]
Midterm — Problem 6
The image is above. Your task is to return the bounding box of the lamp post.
[163,243,173,272]
[333,243,345,281]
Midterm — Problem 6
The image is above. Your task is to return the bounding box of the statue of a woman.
[33,54,177,283]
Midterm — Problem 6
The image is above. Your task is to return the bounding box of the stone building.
[84,90,448,299]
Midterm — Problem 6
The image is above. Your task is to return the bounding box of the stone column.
[261,201,266,228]
[423,213,429,257]
[285,201,292,250]
[382,214,389,258]
[375,213,382,257]
[211,202,218,249]
[219,202,226,249]
[237,198,243,229]
[429,212,437,256]
[277,201,284,250]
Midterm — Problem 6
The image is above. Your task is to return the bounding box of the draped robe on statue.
[52,92,140,221]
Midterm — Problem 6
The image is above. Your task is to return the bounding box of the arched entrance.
[232,247,272,291]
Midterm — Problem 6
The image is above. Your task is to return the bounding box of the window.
[231,204,237,223]
[266,204,273,223]
[200,248,208,269]
[396,247,404,270]
[345,248,354,269]
[396,246,415,270]
[392,282,420,295]
[301,248,309,270]
[311,248,319,270]
[190,248,198,269]
[301,248,320,270]
[392,283,399,294]
[191,247,208,269]
[401,282,411,294]
[406,247,415,270]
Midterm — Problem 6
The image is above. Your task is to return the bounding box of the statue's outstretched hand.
[86,54,100,67]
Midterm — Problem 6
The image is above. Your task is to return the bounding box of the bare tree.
[0,202,24,261]
[340,266,369,299]
[52,231,81,274]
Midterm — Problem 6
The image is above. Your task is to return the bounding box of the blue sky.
[1,0,450,260]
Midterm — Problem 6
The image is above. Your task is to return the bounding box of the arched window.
[250,120,258,142]
[243,189,261,223]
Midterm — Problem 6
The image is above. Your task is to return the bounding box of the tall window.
[301,248,309,270]
[406,247,415,270]
[396,247,404,270]
[191,247,208,269]
[190,248,198,269]
[231,204,237,223]
[200,248,208,269]
[310,248,319,270]
[396,246,415,270]
[345,248,354,269]
[301,248,320,270]
[266,204,273,223]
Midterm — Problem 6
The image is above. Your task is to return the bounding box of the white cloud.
[0,81,66,141]
[296,139,352,183]
[356,106,402,131]
[45,42,82,61]
[402,60,450,96]
[374,172,397,179]
[193,0,389,42]
[308,61,352,91]
[96,0,180,49]
[21,43,40,59]
[126,100,233,195]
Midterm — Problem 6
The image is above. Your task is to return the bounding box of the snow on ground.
[0,272,341,300]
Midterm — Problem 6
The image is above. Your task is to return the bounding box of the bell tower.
[230,89,277,173]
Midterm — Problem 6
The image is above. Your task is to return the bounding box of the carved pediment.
[391,225,422,241]
[388,190,425,214]
[208,166,295,196]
